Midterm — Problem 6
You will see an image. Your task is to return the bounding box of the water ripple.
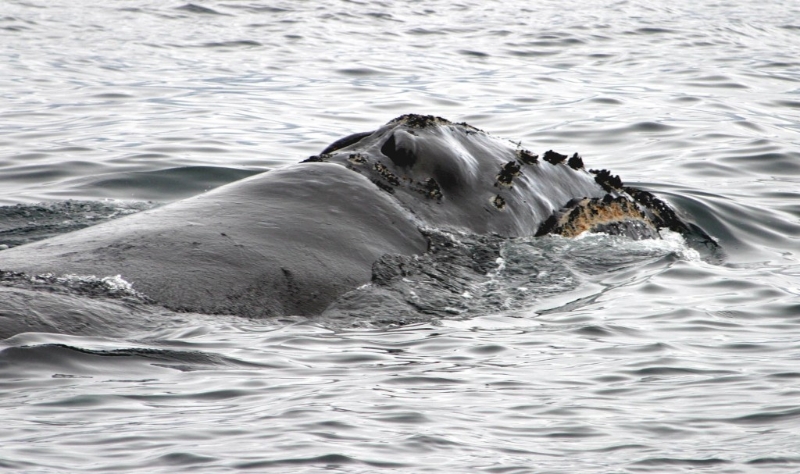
[1,0,799,472]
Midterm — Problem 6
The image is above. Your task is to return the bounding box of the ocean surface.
[1,0,799,472]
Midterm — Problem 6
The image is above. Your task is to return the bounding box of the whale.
[0,114,692,322]
[306,114,686,239]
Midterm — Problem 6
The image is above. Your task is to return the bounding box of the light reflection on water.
[1,0,799,472]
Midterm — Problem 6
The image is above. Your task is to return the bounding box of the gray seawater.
[1,0,800,472]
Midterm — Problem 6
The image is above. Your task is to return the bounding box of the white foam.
[571,228,702,262]
[32,273,148,299]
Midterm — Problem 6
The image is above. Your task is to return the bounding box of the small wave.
[627,121,678,133]
[220,5,291,14]
[0,200,154,248]
[201,40,262,49]
[68,166,263,202]
[633,27,678,35]
[458,49,490,58]
[588,97,624,105]
[175,4,229,16]
[0,270,152,306]
[335,67,384,77]
[720,151,800,175]
[748,456,800,465]
[90,92,135,99]
[632,457,731,467]
[236,453,408,470]
[0,342,261,377]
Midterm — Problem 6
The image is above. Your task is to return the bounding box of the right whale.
[0,114,704,330]
[308,113,690,240]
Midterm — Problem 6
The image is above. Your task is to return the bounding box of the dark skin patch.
[387,114,484,134]
[624,186,687,233]
[390,114,449,128]
[319,131,373,155]
[543,150,568,165]
[491,195,506,210]
[454,121,484,134]
[590,169,623,191]
[495,160,522,187]
[535,214,559,237]
[516,149,539,165]
[417,178,443,200]
[302,154,328,163]
[372,179,395,194]
[381,134,417,168]
[348,153,367,165]
[432,166,460,192]
[567,153,584,170]
[374,162,401,186]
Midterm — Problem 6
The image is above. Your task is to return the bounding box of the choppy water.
[1,0,799,472]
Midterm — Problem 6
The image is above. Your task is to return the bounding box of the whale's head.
[306,114,682,240]
[311,115,489,197]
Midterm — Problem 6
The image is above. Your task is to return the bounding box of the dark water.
[1,0,799,472]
